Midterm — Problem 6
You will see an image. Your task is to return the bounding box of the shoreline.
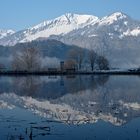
[0,71,140,76]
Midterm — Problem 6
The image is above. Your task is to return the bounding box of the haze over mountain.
[0,12,140,69]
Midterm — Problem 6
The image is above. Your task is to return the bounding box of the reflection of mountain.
[0,76,140,126]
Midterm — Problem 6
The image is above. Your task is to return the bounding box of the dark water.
[0,75,140,140]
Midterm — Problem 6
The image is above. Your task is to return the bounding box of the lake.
[0,75,140,140]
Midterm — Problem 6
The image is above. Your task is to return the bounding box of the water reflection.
[0,75,140,139]
[7,75,109,99]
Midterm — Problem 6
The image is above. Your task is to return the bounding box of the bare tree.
[12,47,41,71]
[89,50,97,71]
[96,56,109,70]
[68,48,84,70]
[13,76,40,96]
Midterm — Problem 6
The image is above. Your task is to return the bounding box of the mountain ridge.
[1,12,140,46]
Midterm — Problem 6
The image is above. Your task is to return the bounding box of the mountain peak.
[64,13,75,17]
[99,12,128,25]
[0,29,15,34]
[109,12,128,19]
[57,13,99,25]
[0,29,15,39]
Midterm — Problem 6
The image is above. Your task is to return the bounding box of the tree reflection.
[64,75,109,95]
[12,76,41,97]
[5,75,110,100]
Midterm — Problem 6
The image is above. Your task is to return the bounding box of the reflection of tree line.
[1,76,140,105]
[12,76,41,97]
[63,75,109,95]
[5,75,109,99]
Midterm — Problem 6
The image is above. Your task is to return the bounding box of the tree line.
[12,47,110,72]
[66,48,109,71]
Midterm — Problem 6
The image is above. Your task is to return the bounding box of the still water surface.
[0,75,140,140]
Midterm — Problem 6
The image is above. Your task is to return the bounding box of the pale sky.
[0,0,140,31]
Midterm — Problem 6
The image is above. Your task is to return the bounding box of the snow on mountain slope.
[21,13,98,42]
[1,12,140,47]
[60,12,140,42]
[0,29,15,39]
[121,28,140,37]
[0,13,98,46]
[99,12,128,25]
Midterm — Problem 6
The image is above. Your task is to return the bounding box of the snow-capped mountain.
[53,12,140,47]
[0,13,98,46]
[0,12,140,46]
[0,12,140,69]
[0,29,15,40]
